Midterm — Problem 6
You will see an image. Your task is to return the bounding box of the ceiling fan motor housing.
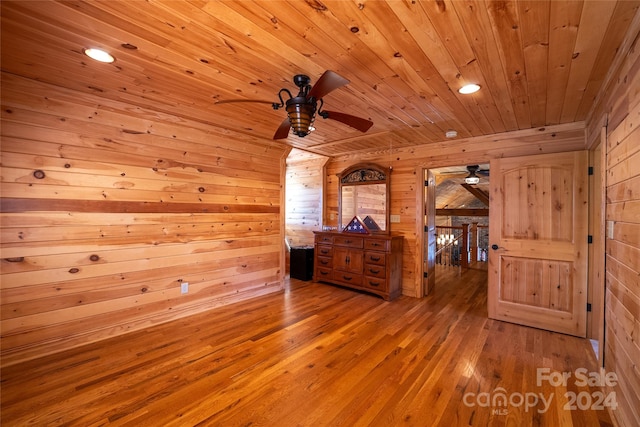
[292,74,311,89]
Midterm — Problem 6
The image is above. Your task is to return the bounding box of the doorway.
[421,164,490,295]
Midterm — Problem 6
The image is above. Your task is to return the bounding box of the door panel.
[488,151,588,337]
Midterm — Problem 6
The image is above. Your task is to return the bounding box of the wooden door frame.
[415,166,436,297]
[587,127,607,364]
[415,166,426,297]
[415,164,486,297]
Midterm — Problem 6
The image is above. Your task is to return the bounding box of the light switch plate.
[390,214,400,223]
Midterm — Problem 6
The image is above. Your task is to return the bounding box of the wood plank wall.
[325,123,587,298]
[0,74,290,367]
[586,14,640,427]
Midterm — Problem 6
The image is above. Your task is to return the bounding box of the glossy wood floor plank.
[1,267,614,426]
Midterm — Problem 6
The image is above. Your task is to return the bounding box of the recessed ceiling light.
[83,48,115,63]
[445,130,458,138]
[459,84,480,94]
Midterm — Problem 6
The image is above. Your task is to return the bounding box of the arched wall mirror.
[338,163,391,233]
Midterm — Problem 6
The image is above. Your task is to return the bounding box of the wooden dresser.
[313,231,403,301]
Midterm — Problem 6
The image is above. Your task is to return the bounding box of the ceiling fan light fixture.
[464,165,480,184]
[286,97,317,137]
[465,175,480,184]
[83,48,115,63]
[459,84,480,95]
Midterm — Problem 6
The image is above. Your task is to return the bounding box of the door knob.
[491,244,499,250]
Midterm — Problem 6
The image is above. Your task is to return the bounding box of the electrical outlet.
[181,282,189,294]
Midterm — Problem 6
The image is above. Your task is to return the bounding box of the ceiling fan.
[463,165,489,184]
[215,70,374,140]
[437,165,490,184]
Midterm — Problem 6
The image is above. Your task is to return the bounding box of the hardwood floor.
[1,267,614,426]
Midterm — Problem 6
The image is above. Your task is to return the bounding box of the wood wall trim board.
[0,198,280,214]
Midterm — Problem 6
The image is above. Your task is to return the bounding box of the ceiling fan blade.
[273,118,291,139]
[215,99,276,105]
[307,70,349,100]
[321,110,373,133]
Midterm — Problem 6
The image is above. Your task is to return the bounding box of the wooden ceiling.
[2,1,638,157]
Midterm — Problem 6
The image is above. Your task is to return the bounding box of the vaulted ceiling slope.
[1,1,638,157]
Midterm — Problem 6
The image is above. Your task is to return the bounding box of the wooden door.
[488,151,589,337]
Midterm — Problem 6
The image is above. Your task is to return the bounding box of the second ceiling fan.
[216,70,373,140]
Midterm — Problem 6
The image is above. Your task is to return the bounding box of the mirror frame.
[337,163,391,234]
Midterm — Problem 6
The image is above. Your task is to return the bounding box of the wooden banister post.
[461,223,469,269]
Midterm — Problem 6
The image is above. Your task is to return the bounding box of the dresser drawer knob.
[369,281,381,287]
[369,256,381,262]
[368,268,380,274]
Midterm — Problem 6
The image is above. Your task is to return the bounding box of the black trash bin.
[290,246,314,281]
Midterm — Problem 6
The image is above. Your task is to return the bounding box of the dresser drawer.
[316,256,332,268]
[316,245,333,258]
[315,267,332,281]
[364,239,389,251]
[365,252,386,266]
[364,264,385,278]
[332,236,363,248]
[364,277,388,292]
[333,271,362,286]
[315,234,333,244]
